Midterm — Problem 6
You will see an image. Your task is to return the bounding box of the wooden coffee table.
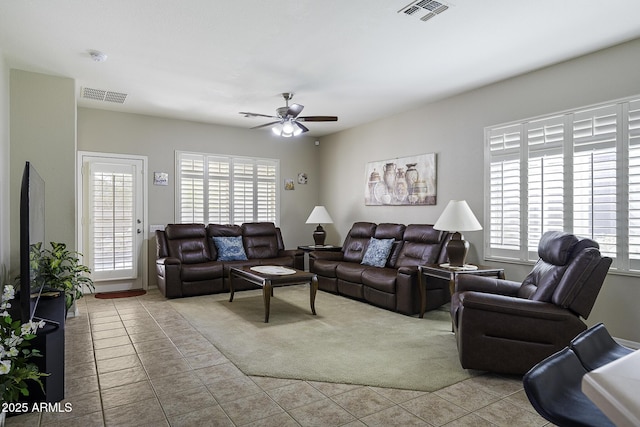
[228,265,318,323]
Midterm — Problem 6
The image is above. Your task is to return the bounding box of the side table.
[298,245,342,271]
[417,263,505,318]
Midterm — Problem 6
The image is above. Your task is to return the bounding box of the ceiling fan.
[240,93,338,137]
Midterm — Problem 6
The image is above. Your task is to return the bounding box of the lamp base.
[313,225,326,246]
[446,232,469,267]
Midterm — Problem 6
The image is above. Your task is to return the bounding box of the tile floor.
[6,289,552,427]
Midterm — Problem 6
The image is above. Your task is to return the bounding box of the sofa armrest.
[456,275,521,296]
[156,256,181,266]
[155,257,182,298]
[397,266,418,276]
[279,249,304,257]
[279,249,305,270]
[309,251,344,261]
[458,291,573,321]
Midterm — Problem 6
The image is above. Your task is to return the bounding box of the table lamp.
[433,200,482,267]
[305,206,334,246]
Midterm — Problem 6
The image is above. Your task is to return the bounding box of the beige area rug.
[169,285,478,391]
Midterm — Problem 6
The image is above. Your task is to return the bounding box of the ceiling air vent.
[398,0,450,22]
[81,87,128,104]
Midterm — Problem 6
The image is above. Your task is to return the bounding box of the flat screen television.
[19,161,46,322]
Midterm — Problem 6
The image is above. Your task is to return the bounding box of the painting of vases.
[364,153,436,206]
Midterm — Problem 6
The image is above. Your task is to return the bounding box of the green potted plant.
[0,284,46,417]
[30,242,94,316]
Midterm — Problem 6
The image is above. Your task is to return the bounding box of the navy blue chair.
[570,322,633,371]
[523,347,615,427]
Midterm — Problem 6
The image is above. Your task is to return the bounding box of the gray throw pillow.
[361,237,395,268]
[212,236,248,261]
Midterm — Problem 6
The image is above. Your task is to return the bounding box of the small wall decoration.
[297,172,308,184]
[284,178,295,190]
[364,153,437,206]
[153,172,169,186]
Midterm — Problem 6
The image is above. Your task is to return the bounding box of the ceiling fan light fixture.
[271,119,301,138]
[282,120,295,134]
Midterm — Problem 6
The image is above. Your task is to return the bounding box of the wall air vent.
[398,0,450,22]
[80,87,128,104]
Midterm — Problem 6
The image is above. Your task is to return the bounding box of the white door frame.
[76,151,149,293]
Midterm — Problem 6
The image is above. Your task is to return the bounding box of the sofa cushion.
[180,262,224,281]
[212,236,248,261]
[361,237,395,267]
[342,222,377,263]
[336,263,367,283]
[164,223,212,264]
[313,259,340,278]
[395,224,444,267]
[374,223,406,268]
[242,222,279,259]
[362,267,397,293]
[207,224,242,259]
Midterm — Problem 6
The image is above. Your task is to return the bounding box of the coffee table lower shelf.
[228,266,318,323]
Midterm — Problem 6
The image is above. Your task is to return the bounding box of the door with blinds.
[78,153,147,292]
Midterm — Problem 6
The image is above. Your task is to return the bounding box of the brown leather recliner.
[450,231,612,375]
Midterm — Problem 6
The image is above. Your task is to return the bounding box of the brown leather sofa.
[155,222,303,298]
[310,222,451,315]
[450,231,612,375]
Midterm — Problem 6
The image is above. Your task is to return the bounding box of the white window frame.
[485,95,640,276]
[175,151,280,226]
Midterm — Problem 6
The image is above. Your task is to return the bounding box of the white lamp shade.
[305,206,334,224]
[433,200,482,232]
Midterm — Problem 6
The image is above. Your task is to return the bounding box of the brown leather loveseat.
[310,222,451,315]
[155,222,303,298]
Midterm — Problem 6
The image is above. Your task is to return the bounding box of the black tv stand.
[29,291,65,403]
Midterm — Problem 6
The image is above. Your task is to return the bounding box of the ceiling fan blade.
[286,103,304,119]
[297,116,338,122]
[251,121,281,129]
[240,112,278,119]
[295,121,309,133]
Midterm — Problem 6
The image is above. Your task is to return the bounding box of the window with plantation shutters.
[485,95,640,275]
[176,151,279,226]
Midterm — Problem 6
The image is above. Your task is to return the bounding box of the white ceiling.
[2,0,640,137]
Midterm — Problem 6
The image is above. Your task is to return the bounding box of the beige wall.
[76,108,321,254]
[9,70,76,277]
[318,37,640,342]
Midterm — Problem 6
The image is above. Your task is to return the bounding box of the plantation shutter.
[178,153,205,223]
[572,105,618,259]
[177,152,278,225]
[232,159,255,224]
[487,124,522,259]
[207,157,231,224]
[526,116,565,255]
[89,162,136,281]
[256,161,277,222]
[628,100,640,268]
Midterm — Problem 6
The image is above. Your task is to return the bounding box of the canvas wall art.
[365,153,436,206]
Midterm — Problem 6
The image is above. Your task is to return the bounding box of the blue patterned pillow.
[212,236,248,261]
[361,237,395,268]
